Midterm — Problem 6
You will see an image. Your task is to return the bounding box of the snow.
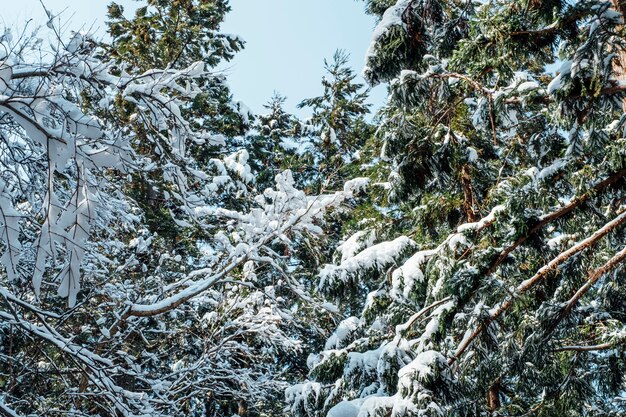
[365,0,411,58]
[319,236,416,291]
[357,396,395,417]
[516,81,540,92]
[467,146,478,162]
[280,136,314,155]
[325,317,361,350]
[391,249,436,300]
[536,158,567,181]
[388,205,505,300]
[345,346,382,381]
[337,230,376,263]
[398,350,446,381]
[456,205,506,233]
[363,0,412,82]
[547,233,570,249]
[547,60,572,94]
[327,399,365,417]
[447,233,468,250]
[224,150,255,184]
[0,400,21,417]
[322,128,339,146]
[285,382,322,413]
[344,177,370,193]
[411,300,455,352]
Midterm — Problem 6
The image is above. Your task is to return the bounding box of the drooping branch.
[486,167,626,275]
[545,244,626,336]
[449,209,626,365]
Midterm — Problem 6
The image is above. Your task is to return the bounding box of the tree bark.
[612,0,626,112]
[461,165,477,222]
[487,378,501,414]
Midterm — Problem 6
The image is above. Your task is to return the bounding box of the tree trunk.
[237,400,248,417]
[487,380,501,414]
[612,0,626,112]
[461,165,477,222]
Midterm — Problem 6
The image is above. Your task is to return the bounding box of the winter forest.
[2,0,626,416]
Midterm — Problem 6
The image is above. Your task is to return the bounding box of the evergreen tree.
[0,3,361,417]
[246,92,310,190]
[105,0,250,244]
[289,1,626,416]
[299,50,373,193]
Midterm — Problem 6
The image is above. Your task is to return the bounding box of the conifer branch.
[508,10,587,38]
[486,167,626,275]
[545,245,626,336]
[554,341,619,352]
[450,209,626,365]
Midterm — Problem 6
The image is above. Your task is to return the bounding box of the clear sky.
[1,0,386,118]
[220,0,387,118]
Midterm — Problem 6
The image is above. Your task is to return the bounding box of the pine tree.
[289,1,626,416]
[299,50,373,193]
[105,0,250,244]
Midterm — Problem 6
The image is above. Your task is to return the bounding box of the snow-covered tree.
[105,0,250,243]
[289,1,626,416]
[0,5,361,417]
[299,50,373,193]
[245,92,312,191]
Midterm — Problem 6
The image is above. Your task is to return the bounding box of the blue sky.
[2,0,386,118]
[220,0,387,118]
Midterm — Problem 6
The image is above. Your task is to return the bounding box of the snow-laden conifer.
[289,1,626,415]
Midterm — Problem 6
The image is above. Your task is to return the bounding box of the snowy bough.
[0,23,360,417]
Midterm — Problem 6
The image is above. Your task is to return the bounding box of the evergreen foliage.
[2,1,626,417]
[289,1,626,416]
[298,50,373,193]
[0,2,355,416]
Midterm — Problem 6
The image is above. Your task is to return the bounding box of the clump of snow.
[456,205,506,233]
[321,128,339,146]
[319,236,416,291]
[337,230,376,263]
[547,60,572,94]
[345,346,382,389]
[224,149,254,184]
[466,146,478,162]
[391,249,436,300]
[516,81,540,92]
[447,233,468,250]
[325,317,361,350]
[344,177,370,194]
[536,158,567,181]
[398,350,446,382]
[357,396,395,417]
[327,399,365,417]
[285,382,323,415]
[231,100,253,126]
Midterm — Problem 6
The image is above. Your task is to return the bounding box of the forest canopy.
[1,1,626,417]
